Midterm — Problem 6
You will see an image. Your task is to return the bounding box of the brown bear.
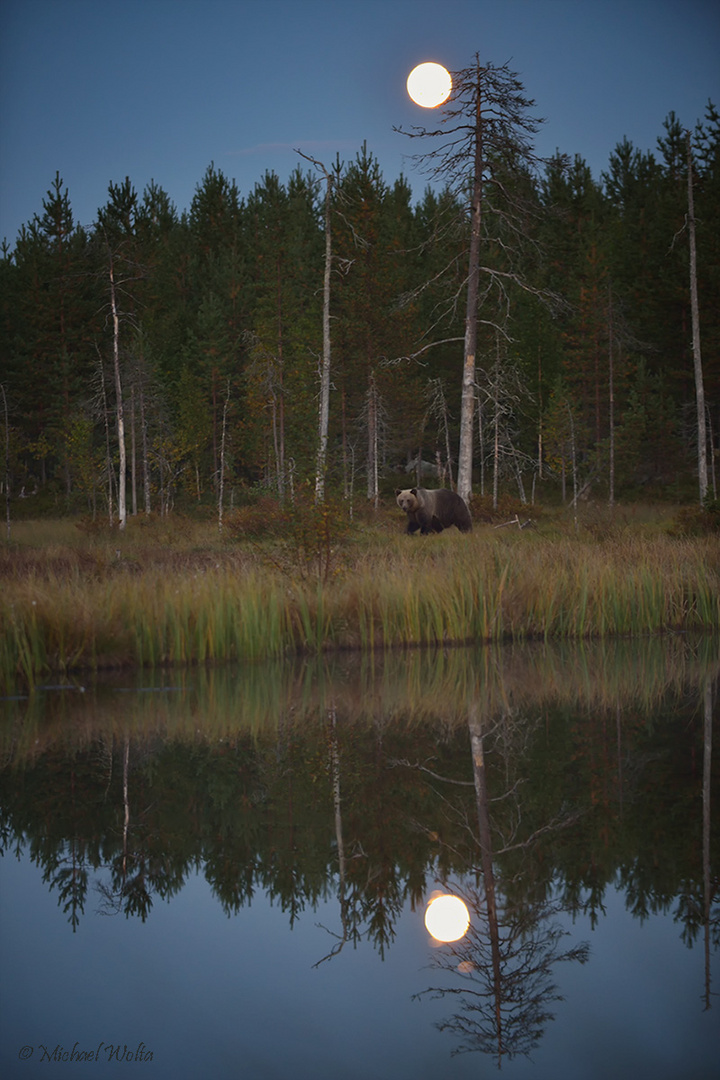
[395,487,472,535]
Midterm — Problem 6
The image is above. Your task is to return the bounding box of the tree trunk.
[706,406,717,499]
[493,378,500,511]
[341,385,349,500]
[477,394,486,496]
[467,703,503,1060]
[139,378,151,514]
[537,340,543,481]
[568,402,578,531]
[442,390,454,489]
[687,130,708,504]
[608,287,615,509]
[218,379,230,533]
[276,258,286,503]
[702,675,712,1010]
[99,361,114,525]
[130,384,137,516]
[109,256,126,530]
[271,391,282,499]
[457,64,483,507]
[366,371,379,507]
[315,168,333,503]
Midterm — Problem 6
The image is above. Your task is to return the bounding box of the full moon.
[406,62,452,108]
[424,894,470,942]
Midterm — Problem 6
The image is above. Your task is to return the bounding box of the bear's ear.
[410,488,417,495]
[395,488,401,496]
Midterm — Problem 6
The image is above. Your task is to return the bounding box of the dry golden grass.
[1,508,718,692]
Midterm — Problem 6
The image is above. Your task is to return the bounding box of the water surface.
[1,638,718,1079]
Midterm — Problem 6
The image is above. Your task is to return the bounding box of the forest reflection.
[0,635,718,1066]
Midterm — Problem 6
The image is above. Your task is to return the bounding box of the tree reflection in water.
[413,701,590,1065]
[0,635,717,1066]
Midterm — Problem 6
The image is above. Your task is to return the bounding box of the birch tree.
[96,178,142,530]
[108,251,127,529]
[296,151,334,504]
[686,130,708,503]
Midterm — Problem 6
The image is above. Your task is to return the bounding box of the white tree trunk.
[109,257,126,530]
[315,170,333,503]
[139,378,151,514]
[608,287,615,509]
[218,380,230,533]
[457,69,483,507]
[130,384,137,516]
[366,371,379,507]
[687,130,708,504]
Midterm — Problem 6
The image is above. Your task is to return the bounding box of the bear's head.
[395,488,420,513]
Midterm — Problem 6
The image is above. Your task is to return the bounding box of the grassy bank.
[1,507,719,692]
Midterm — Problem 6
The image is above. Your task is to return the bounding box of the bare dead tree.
[608,286,615,509]
[361,371,389,507]
[477,347,535,508]
[567,399,579,532]
[425,377,455,488]
[107,251,127,530]
[244,331,287,501]
[686,130,708,504]
[701,675,713,1011]
[296,150,334,504]
[93,353,115,525]
[413,700,589,1065]
[217,378,231,533]
[397,58,562,506]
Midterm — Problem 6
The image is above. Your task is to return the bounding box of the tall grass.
[1,523,718,692]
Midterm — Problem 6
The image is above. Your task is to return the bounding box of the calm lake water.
[1,638,718,1080]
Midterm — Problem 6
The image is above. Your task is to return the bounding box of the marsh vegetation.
[1,500,718,693]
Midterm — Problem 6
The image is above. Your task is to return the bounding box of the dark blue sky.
[1,0,718,245]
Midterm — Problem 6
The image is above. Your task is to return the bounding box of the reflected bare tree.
[96,736,183,922]
[314,703,356,967]
[419,882,589,1063]
[314,703,404,966]
[415,701,589,1065]
[671,673,719,1009]
[702,675,714,1011]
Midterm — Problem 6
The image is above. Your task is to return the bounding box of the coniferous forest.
[1,97,718,519]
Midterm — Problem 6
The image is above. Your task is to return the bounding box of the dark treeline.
[1,101,718,515]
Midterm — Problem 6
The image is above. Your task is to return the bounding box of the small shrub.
[224,489,351,582]
[284,489,351,583]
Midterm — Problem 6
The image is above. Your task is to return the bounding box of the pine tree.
[331,147,427,501]
[185,164,246,491]
[96,178,142,528]
[0,175,95,494]
[244,169,322,496]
